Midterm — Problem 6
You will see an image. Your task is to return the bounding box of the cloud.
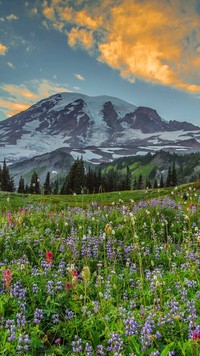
[0,44,8,55]
[0,79,71,118]
[7,62,15,68]
[6,14,18,21]
[73,86,81,90]
[68,28,94,49]
[74,73,85,81]
[42,0,200,94]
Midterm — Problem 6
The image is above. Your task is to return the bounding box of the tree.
[125,165,131,190]
[52,178,59,195]
[18,176,25,193]
[61,157,85,194]
[29,172,40,194]
[171,161,178,187]
[44,172,51,195]
[133,176,137,190]
[159,174,164,188]
[0,159,15,192]
[166,166,172,187]
[153,178,158,189]
[137,174,143,190]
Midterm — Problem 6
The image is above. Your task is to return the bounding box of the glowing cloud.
[68,28,94,49]
[0,80,71,118]
[6,14,18,21]
[0,44,8,56]
[42,0,200,93]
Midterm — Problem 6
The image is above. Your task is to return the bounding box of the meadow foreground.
[0,188,200,355]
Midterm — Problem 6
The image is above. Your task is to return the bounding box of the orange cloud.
[42,0,200,94]
[0,80,71,118]
[68,28,94,48]
[0,100,30,117]
[0,44,8,56]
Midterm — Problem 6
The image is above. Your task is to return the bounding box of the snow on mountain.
[0,92,200,165]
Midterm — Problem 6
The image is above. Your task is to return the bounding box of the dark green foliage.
[133,176,137,190]
[171,161,178,187]
[160,174,164,188]
[166,166,172,187]
[43,172,51,195]
[52,178,59,195]
[18,176,25,193]
[29,171,41,194]
[0,159,15,192]
[145,178,152,189]
[153,178,158,189]
[125,165,131,190]
[137,174,143,190]
[61,157,85,194]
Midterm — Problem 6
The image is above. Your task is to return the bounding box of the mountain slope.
[0,92,200,164]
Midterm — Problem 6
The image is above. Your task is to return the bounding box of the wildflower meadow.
[0,187,200,355]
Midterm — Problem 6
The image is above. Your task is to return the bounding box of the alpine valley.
[0,92,200,183]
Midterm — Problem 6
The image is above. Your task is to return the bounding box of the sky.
[0,0,200,125]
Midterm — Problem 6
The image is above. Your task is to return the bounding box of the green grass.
[0,186,180,212]
[0,184,199,355]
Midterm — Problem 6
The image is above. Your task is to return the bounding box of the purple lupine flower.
[16,313,26,328]
[34,308,43,324]
[124,317,139,336]
[107,333,124,354]
[5,319,16,341]
[96,344,105,355]
[32,283,38,294]
[85,342,93,356]
[52,313,60,324]
[71,335,83,353]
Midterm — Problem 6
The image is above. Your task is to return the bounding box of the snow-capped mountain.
[0,92,200,164]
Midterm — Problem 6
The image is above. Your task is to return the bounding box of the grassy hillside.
[100,151,200,184]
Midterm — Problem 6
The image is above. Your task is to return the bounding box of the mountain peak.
[0,92,199,164]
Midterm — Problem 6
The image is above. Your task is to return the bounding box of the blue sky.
[0,0,200,125]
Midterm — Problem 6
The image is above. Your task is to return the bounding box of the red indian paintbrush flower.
[65,283,71,291]
[3,269,12,288]
[46,251,53,264]
[193,332,200,341]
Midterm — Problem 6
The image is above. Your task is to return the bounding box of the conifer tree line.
[0,157,178,194]
[1,157,178,195]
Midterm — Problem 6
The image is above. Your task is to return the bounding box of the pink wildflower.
[3,269,12,288]
[46,251,53,264]
[193,332,200,341]
[65,283,71,291]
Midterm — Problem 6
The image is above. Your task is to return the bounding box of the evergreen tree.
[171,161,178,186]
[166,166,172,187]
[18,176,25,193]
[137,174,143,190]
[44,172,51,195]
[159,174,164,188]
[1,159,15,192]
[61,157,85,194]
[145,178,152,189]
[153,178,158,189]
[86,167,94,194]
[52,179,59,195]
[125,165,131,190]
[25,184,29,194]
[29,172,40,194]
[133,176,137,190]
